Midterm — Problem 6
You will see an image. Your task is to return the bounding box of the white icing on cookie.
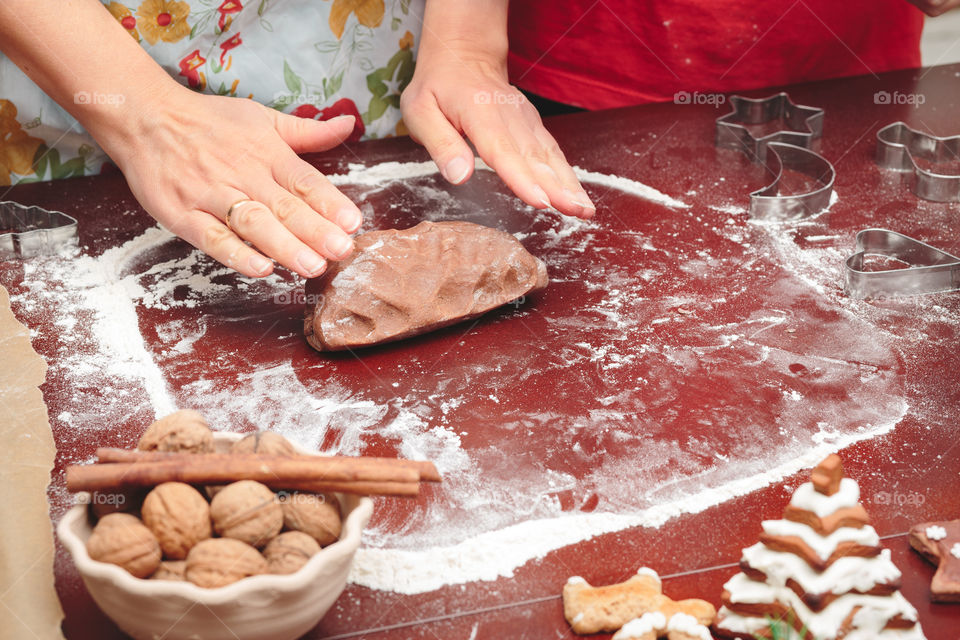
[925,525,947,541]
[789,478,860,517]
[761,518,880,562]
[566,576,587,586]
[666,612,711,639]
[721,573,921,639]
[635,566,661,582]
[612,612,666,639]
[741,543,901,595]
[572,612,584,624]
[951,543,960,560]
[717,607,925,640]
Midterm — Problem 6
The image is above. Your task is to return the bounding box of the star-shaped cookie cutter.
[844,228,960,299]
[876,122,960,202]
[715,93,834,221]
[715,92,824,162]
[0,200,79,259]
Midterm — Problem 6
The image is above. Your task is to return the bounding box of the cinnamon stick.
[66,454,421,493]
[96,448,442,482]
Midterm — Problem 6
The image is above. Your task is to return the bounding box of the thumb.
[272,112,357,153]
[403,97,475,185]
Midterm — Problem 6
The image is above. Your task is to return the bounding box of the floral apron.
[0,0,423,185]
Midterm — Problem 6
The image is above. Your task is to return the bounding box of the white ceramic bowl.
[57,433,374,640]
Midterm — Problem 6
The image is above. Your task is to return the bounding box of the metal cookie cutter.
[875,122,960,202]
[0,201,79,258]
[715,92,824,161]
[715,93,834,221]
[844,229,960,299]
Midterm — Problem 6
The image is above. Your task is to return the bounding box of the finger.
[214,188,331,278]
[461,109,552,209]
[175,209,276,278]
[273,154,363,233]
[402,94,475,185]
[271,111,356,154]
[531,126,596,218]
[254,181,355,264]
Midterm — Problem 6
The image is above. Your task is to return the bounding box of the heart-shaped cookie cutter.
[716,93,834,221]
[876,122,960,202]
[844,228,960,299]
[0,200,79,259]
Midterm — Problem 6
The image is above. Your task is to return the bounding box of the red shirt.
[507,1,924,109]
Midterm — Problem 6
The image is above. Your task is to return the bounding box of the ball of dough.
[185,538,266,588]
[141,482,212,559]
[263,531,321,575]
[86,513,161,578]
[138,410,213,453]
[210,481,282,548]
[231,431,296,456]
[279,492,341,546]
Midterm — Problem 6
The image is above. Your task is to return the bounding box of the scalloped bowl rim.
[57,431,374,606]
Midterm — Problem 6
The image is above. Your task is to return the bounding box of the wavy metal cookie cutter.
[844,229,960,299]
[715,93,834,221]
[0,200,79,259]
[875,122,960,202]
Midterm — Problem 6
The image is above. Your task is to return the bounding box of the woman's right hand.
[97,84,363,279]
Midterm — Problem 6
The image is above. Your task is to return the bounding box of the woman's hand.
[401,0,595,219]
[98,86,363,279]
[905,0,960,16]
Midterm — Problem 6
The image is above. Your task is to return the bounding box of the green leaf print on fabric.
[20,145,87,183]
[362,47,413,125]
[283,60,304,94]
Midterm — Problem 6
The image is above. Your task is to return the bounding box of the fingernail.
[443,157,471,184]
[330,114,355,123]
[249,254,273,275]
[532,185,551,209]
[335,207,362,233]
[564,188,596,211]
[324,234,354,259]
[297,250,326,276]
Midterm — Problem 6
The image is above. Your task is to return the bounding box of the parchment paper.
[0,283,65,639]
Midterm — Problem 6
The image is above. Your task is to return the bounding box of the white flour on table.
[8,160,955,595]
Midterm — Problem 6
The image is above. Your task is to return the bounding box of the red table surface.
[2,63,960,639]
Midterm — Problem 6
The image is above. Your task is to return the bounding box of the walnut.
[151,560,187,581]
[185,538,266,588]
[141,482,212,559]
[263,531,321,575]
[138,410,214,453]
[209,481,282,548]
[86,513,161,578]
[231,431,296,456]
[279,492,341,546]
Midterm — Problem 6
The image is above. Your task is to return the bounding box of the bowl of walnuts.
[57,411,375,640]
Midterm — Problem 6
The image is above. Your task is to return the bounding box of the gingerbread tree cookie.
[909,518,960,602]
[714,454,926,639]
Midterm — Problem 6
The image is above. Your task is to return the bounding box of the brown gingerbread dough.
[304,221,548,351]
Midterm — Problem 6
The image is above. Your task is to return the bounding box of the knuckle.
[288,168,323,199]
[272,196,303,224]
[232,202,265,229]
[201,223,234,252]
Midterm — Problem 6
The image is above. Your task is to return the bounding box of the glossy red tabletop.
[2,63,959,639]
